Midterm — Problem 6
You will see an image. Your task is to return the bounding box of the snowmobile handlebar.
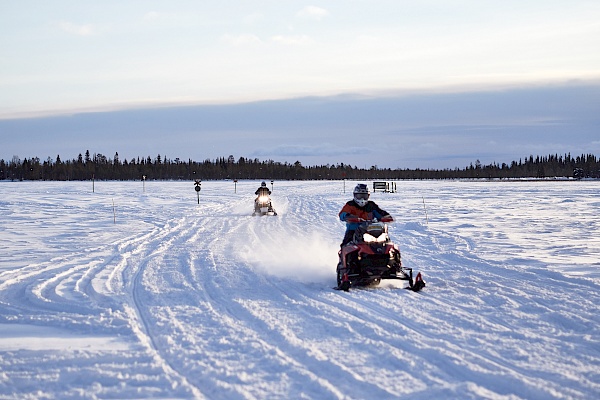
[345,216,394,223]
[344,217,364,223]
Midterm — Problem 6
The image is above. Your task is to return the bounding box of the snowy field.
[0,179,599,399]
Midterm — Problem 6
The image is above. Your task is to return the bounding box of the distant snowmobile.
[252,194,277,216]
[336,218,425,292]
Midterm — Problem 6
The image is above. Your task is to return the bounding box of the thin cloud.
[297,6,329,20]
[252,144,366,158]
[271,34,311,45]
[243,12,264,25]
[140,11,194,26]
[143,11,161,21]
[222,34,262,46]
[58,21,94,36]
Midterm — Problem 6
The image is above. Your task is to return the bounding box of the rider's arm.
[372,203,393,222]
[339,202,359,221]
[340,212,358,221]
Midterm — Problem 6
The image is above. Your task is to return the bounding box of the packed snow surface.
[0,180,599,399]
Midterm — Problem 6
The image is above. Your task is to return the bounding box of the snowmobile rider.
[339,183,393,247]
[255,181,271,198]
[253,181,277,216]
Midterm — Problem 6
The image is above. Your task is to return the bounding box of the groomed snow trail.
[0,180,599,399]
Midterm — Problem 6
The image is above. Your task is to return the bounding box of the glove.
[343,214,357,221]
[380,215,393,223]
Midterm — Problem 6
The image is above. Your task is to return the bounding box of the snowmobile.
[336,217,425,292]
[252,194,277,216]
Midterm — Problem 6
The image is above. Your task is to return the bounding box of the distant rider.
[254,181,276,215]
[338,183,393,247]
[255,181,271,198]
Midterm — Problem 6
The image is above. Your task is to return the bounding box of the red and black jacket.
[339,200,390,231]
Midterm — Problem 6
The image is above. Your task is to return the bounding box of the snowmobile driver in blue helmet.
[338,183,393,247]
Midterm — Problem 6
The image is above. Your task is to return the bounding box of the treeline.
[1,151,599,181]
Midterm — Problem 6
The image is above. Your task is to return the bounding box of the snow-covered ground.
[0,180,599,399]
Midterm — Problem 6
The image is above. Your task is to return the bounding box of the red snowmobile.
[336,217,425,292]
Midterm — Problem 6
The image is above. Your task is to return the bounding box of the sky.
[1,1,599,169]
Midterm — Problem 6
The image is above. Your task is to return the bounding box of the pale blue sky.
[1,1,599,169]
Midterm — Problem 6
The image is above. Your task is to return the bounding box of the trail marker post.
[194,179,201,204]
